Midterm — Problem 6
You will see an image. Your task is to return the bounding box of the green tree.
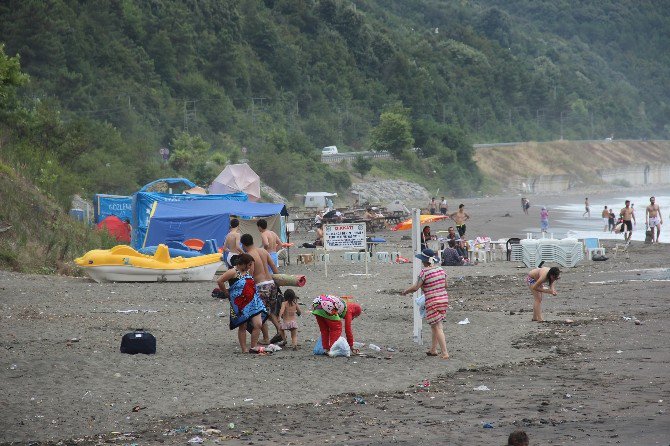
[369,112,414,159]
[0,44,28,116]
[352,155,372,177]
[169,132,211,173]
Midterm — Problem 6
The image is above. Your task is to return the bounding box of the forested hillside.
[0,0,668,207]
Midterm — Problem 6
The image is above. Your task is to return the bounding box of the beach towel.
[228,272,268,330]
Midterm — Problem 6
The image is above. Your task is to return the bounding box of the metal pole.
[412,208,422,345]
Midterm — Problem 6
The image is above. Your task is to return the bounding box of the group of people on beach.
[602,196,663,243]
[213,193,663,357]
[525,196,663,243]
[215,217,362,355]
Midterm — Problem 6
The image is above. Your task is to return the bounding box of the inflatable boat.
[75,244,223,283]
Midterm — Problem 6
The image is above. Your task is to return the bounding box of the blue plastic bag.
[415,294,426,318]
[313,337,326,355]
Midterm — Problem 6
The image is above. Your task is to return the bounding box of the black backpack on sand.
[120,329,156,355]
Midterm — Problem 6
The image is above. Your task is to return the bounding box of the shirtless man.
[257,219,284,267]
[583,198,590,218]
[525,266,560,322]
[645,196,663,243]
[429,197,437,215]
[240,234,280,344]
[449,204,470,238]
[222,218,243,268]
[620,200,636,242]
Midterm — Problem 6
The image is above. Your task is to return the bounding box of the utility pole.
[251,97,267,125]
[590,111,594,140]
[560,110,565,141]
[184,100,196,132]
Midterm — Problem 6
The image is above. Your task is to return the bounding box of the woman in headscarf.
[312,295,362,354]
[401,249,449,359]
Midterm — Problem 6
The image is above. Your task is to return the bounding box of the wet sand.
[1,191,669,445]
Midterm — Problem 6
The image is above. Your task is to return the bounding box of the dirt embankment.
[474,140,670,187]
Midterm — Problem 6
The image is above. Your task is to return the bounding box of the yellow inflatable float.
[75,244,223,283]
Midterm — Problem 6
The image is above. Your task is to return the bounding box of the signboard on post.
[159,147,170,162]
[323,223,367,277]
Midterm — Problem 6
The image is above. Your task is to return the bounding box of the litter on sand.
[458,318,470,325]
[473,385,490,391]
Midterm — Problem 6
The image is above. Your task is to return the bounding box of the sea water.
[523,194,670,244]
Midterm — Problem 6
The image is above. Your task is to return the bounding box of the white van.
[321,145,338,155]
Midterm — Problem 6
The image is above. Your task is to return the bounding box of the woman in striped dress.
[401,249,449,359]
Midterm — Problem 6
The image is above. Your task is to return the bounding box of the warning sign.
[324,223,366,251]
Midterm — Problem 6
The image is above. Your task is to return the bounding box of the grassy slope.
[0,162,116,274]
[474,140,670,187]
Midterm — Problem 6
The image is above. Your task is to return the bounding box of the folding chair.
[583,237,606,260]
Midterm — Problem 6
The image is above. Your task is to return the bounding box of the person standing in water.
[583,198,590,218]
[601,206,610,232]
[540,206,549,235]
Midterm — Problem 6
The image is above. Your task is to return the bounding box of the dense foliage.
[0,0,668,206]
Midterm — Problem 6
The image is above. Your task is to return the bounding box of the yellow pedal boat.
[75,244,223,283]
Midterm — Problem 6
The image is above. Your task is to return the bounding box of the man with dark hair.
[645,196,663,243]
[257,219,283,267]
[446,226,468,259]
[507,429,529,446]
[222,218,242,268]
[449,204,471,237]
[440,196,448,215]
[240,234,281,344]
[620,200,636,242]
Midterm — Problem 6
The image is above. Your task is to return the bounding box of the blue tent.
[94,194,132,223]
[142,200,288,248]
[139,177,196,192]
[130,179,248,249]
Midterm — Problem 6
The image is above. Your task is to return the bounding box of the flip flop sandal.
[426,352,439,356]
[249,347,271,355]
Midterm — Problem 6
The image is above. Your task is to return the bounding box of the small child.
[279,289,301,349]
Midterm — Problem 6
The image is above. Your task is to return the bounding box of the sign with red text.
[324,223,366,250]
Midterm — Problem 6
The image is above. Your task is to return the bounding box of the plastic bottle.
[368,344,381,352]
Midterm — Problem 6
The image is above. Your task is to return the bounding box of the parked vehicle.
[321,145,338,155]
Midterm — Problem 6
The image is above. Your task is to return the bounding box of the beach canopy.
[391,214,449,231]
[210,163,261,202]
[142,199,287,248]
[139,178,196,193]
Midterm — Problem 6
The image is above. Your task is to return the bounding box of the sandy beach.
[1,190,669,445]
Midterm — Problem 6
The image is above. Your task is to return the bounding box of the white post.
[364,248,369,276]
[324,249,328,277]
[411,208,422,345]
